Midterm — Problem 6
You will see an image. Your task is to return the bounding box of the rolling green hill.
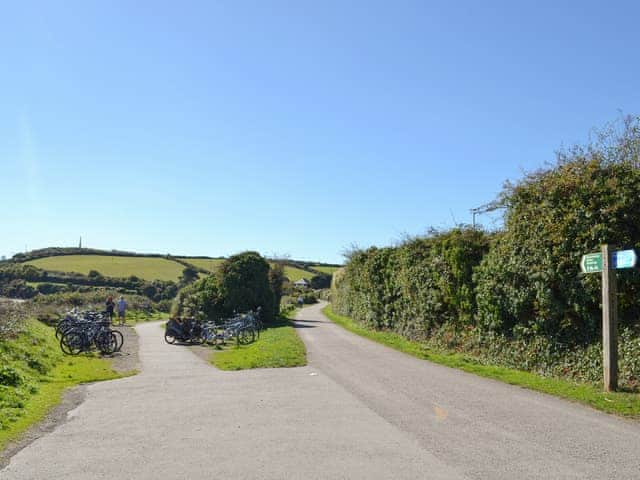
[310,265,340,275]
[178,258,226,272]
[26,255,184,282]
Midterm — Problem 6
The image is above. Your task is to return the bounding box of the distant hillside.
[26,255,185,282]
[9,247,342,284]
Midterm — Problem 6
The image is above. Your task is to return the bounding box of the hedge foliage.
[475,158,640,343]
[333,228,489,339]
[333,116,640,385]
[173,251,279,323]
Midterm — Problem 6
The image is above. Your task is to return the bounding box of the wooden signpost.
[580,246,637,392]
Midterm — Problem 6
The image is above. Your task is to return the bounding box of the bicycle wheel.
[191,332,206,345]
[237,327,255,346]
[96,331,117,355]
[111,330,124,351]
[61,332,84,355]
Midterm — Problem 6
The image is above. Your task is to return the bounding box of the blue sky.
[2,1,639,264]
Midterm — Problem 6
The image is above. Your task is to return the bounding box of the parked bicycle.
[57,309,124,355]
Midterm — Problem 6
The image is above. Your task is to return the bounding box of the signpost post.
[580,246,637,392]
[601,245,618,392]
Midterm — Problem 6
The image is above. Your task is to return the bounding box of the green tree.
[218,252,276,321]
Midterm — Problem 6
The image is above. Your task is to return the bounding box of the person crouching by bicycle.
[105,295,115,323]
[117,296,127,326]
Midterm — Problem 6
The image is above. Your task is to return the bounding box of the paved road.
[1,311,461,479]
[295,302,640,479]
[3,303,640,479]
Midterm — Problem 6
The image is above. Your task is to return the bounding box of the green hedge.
[475,128,640,343]
[333,228,489,339]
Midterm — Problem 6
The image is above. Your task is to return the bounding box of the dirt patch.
[0,326,140,468]
[108,325,140,374]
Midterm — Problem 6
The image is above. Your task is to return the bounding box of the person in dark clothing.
[105,296,115,323]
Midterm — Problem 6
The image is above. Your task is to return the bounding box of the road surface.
[2,302,640,479]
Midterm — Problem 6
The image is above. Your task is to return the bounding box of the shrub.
[269,263,286,315]
[174,252,278,322]
[218,252,276,322]
[0,365,24,387]
[475,117,640,343]
[333,227,489,338]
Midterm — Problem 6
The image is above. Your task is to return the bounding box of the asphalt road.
[3,302,640,479]
[294,302,640,479]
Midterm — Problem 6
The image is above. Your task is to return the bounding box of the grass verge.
[210,317,307,371]
[0,319,131,451]
[323,306,640,418]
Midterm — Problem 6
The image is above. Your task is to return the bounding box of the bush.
[0,365,24,387]
[218,252,276,322]
[173,252,278,323]
[475,117,640,343]
[333,227,489,339]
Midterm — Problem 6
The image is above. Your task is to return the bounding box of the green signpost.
[580,246,637,392]
[580,253,602,273]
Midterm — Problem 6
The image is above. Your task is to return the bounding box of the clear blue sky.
[2,1,639,264]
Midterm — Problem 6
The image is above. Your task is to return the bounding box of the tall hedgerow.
[475,116,640,343]
[333,228,489,339]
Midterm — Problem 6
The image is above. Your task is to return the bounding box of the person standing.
[117,296,127,326]
[105,296,115,323]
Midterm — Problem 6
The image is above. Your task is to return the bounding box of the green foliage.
[309,273,331,289]
[0,262,178,302]
[179,266,199,286]
[333,227,489,338]
[172,275,224,320]
[268,263,286,315]
[218,252,276,321]
[475,117,640,342]
[173,252,278,323]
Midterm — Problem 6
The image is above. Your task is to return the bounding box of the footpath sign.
[581,246,637,392]
[580,253,602,273]
[580,249,637,273]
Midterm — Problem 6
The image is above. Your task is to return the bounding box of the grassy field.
[310,265,340,275]
[27,255,185,282]
[178,258,225,272]
[0,319,128,450]
[210,317,306,370]
[323,306,640,418]
[282,266,313,282]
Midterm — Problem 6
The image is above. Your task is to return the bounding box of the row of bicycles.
[165,308,263,347]
[56,309,124,355]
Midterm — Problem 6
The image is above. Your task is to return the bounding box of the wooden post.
[601,244,618,392]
